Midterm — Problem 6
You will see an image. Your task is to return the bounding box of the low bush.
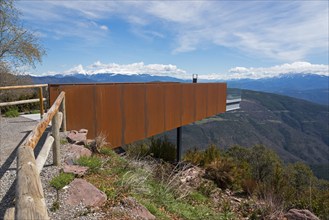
[4,107,19,117]
[149,136,176,162]
[124,143,150,158]
[204,157,241,190]
[184,144,221,166]
[50,173,74,190]
[75,156,102,173]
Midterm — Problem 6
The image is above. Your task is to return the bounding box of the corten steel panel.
[181,84,196,125]
[145,84,165,137]
[207,84,219,116]
[122,84,146,145]
[49,83,227,148]
[195,83,208,121]
[94,84,123,147]
[217,83,227,113]
[164,84,182,131]
[50,84,96,138]
[49,86,61,105]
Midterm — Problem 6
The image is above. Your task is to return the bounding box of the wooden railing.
[0,84,48,118]
[4,91,66,220]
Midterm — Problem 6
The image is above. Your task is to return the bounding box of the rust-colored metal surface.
[122,84,146,145]
[95,84,123,147]
[49,83,227,148]
[195,83,208,121]
[145,84,165,137]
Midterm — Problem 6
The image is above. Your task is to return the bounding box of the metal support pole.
[176,126,182,162]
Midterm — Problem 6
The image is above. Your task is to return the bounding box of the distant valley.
[161,90,329,178]
[226,74,329,105]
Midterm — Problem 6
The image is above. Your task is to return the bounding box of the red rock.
[111,197,155,220]
[284,209,320,220]
[79,129,88,134]
[66,144,92,161]
[67,129,88,145]
[65,179,107,207]
[63,164,89,176]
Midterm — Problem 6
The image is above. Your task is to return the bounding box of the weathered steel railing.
[4,91,66,220]
[0,84,48,118]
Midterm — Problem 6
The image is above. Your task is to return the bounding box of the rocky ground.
[41,131,106,220]
[0,117,321,220]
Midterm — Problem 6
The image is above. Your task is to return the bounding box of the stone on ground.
[65,178,107,207]
[65,144,92,164]
[67,129,88,145]
[110,197,156,220]
[284,209,320,220]
[63,164,89,176]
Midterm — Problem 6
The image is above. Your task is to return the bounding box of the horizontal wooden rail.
[0,98,46,107]
[0,84,48,118]
[0,84,47,90]
[14,91,66,220]
[24,91,65,149]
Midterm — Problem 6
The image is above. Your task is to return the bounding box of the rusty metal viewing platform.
[49,82,231,148]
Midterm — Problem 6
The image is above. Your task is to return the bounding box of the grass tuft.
[4,108,19,117]
[75,156,102,173]
[50,173,74,190]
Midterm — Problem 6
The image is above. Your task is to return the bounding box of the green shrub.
[149,136,176,162]
[204,157,241,190]
[4,107,19,117]
[183,148,204,165]
[124,143,150,158]
[248,145,283,183]
[75,156,102,173]
[225,145,251,163]
[100,147,115,156]
[184,145,221,166]
[50,173,74,190]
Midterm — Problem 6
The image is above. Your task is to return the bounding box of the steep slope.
[163,90,329,165]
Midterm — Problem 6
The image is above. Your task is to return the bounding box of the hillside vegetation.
[162,90,329,174]
[69,141,329,219]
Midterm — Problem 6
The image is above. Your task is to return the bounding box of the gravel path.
[0,115,38,219]
[0,115,104,219]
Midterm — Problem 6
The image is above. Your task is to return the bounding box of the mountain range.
[225,74,329,105]
[30,72,328,105]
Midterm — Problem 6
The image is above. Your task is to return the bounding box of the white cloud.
[199,62,329,80]
[42,61,328,81]
[17,1,328,62]
[100,25,109,31]
[58,61,188,78]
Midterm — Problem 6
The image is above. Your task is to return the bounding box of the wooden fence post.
[60,95,66,132]
[38,87,44,119]
[4,207,15,220]
[15,145,49,219]
[52,112,60,166]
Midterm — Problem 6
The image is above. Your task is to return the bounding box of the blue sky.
[17,0,329,80]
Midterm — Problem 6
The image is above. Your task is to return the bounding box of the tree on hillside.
[0,0,45,85]
[0,0,45,111]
